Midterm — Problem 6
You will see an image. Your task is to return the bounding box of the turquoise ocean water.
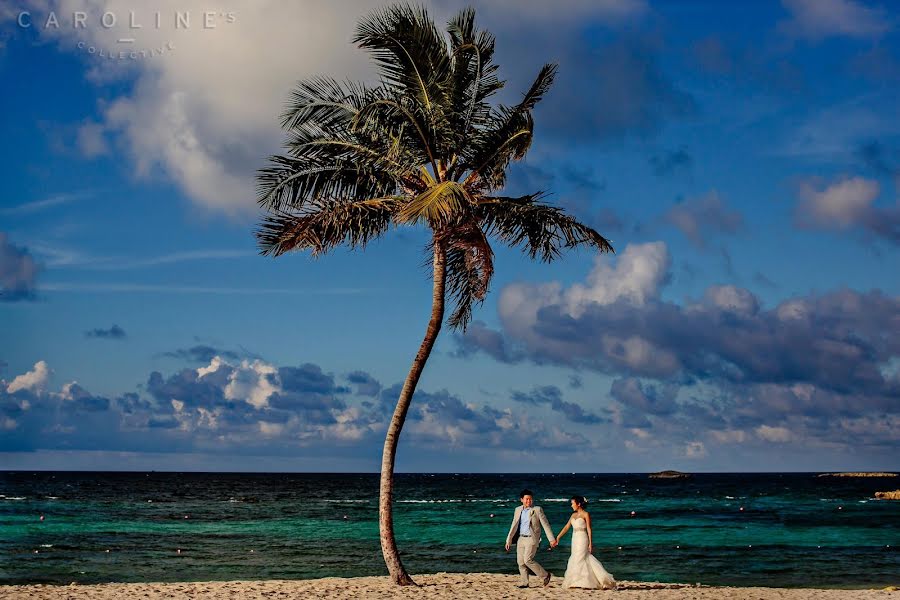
[1,472,897,587]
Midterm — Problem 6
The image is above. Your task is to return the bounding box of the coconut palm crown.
[255,4,613,586]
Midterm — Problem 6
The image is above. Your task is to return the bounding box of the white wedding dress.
[562,517,616,589]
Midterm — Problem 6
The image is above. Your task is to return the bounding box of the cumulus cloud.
[756,424,793,443]
[510,385,608,424]
[470,241,900,392]
[375,384,593,450]
[795,176,900,244]
[451,320,522,363]
[21,0,655,215]
[6,361,50,394]
[85,324,127,339]
[0,232,40,301]
[610,377,678,428]
[703,285,760,314]
[455,239,900,455]
[779,0,892,40]
[20,0,383,215]
[663,192,744,249]
[224,360,278,410]
[346,370,382,397]
[1,356,595,458]
[490,242,673,373]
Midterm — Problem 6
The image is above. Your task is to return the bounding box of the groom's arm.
[505,507,520,549]
[537,507,556,544]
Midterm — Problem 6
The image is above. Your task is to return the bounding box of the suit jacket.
[506,505,555,546]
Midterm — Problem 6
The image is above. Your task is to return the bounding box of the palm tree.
[255,4,613,586]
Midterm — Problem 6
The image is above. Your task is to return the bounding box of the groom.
[505,489,556,588]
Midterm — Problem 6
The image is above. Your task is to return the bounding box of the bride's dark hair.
[571,495,588,508]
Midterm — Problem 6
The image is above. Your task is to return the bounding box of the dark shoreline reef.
[816,472,897,478]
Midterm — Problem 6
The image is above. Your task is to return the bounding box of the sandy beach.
[2,574,896,600]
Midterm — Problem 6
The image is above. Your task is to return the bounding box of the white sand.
[2,574,897,600]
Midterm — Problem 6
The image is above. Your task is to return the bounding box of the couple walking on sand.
[505,489,616,590]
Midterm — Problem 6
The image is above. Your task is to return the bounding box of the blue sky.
[1,0,898,472]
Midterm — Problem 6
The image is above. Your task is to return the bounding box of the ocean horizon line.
[4,469,896,475]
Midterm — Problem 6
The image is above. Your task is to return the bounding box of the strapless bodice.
[573,516,586,530]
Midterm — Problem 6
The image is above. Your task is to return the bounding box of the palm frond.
[256,153,406,212]
[256,197,401,256]
[445,8,503,156]
[477,194,614,261]
[398,181,470,225]
[280,77,370,134]
[454,63,557,187]
[353,4,451,112]
[353,95,439,174]
[435,221,494,330]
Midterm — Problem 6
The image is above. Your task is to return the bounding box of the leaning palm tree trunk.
[379,240,446,585]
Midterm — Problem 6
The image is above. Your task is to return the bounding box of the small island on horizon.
[649,470,692,479]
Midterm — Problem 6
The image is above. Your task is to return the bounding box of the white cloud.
[780,0,891,40]
[710,429,748,444]
[600,334,680,374]
[59,381,79,400]
[704,285,760,315]
[196,407,219,430]
[26,0,382,215]
[500,241,669,329]
[223,359,278,409]
[684,441,707,458]
[564,242,670,314]
[776,298,810,322]
[24,0,652,215]
[6,361,50,393]
[797,177,879,229]
[497,242,670,362]
[258,421,284,437]
[756,425,793,443]
[196,356,224,378]
[326,407,369,441]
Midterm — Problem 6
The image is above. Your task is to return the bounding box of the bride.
[551,495,617,590]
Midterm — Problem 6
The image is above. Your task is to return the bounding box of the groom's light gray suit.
[506,505,556,586]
